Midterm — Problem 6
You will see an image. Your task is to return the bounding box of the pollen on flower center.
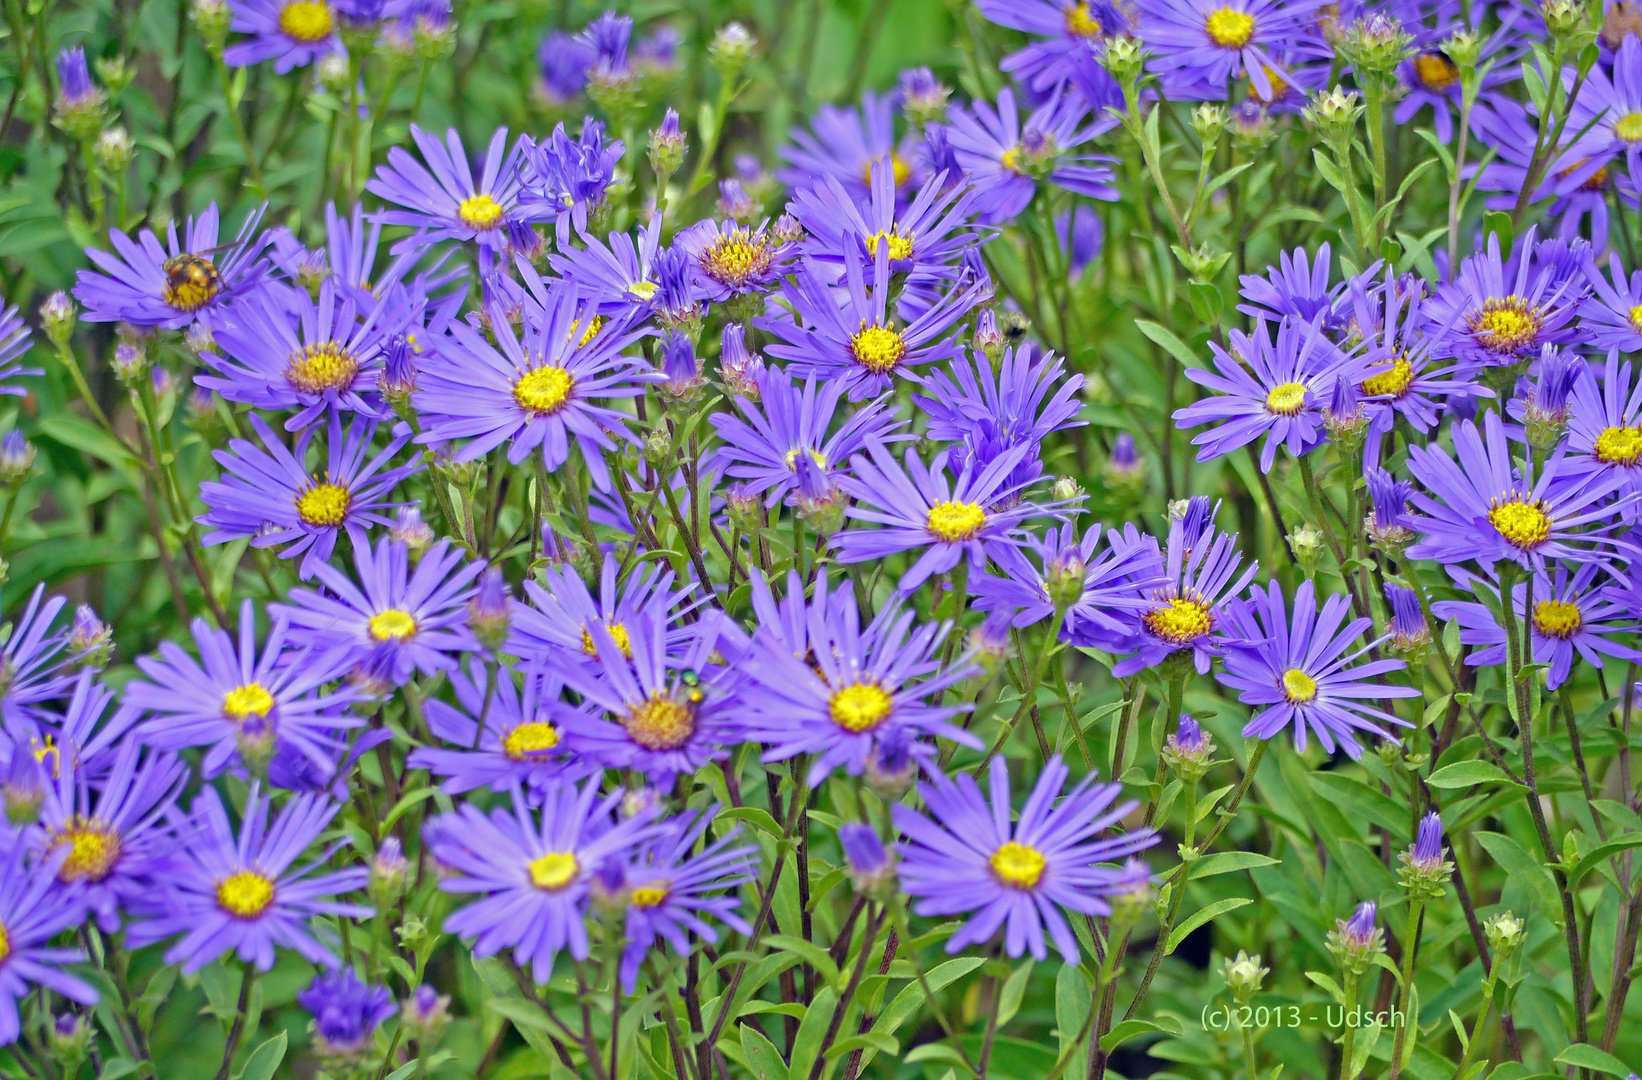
[1265,381,1308,416]
[628,280,658,300]
[296,482,352,527]
[513,366,574,414]
[284,341,359,394]
[51,817,122,883]
[161,253,221,312]
[1359,355,1414,399]
[784,447,828,472]
[278,0,334,41]
[580,621,633,658]
[1533,598,1583,638]
[990,840,1046,889]
[865,229,915,261]
[1001,147,1024,173]
[529,851,578,891]
[927,499,987,542]
[1617,113,1642,142]
[1413,52,1459,90]
[1205,6,1255,47]
[631,883,669,908]
[223,682,274,721]
[702,232,775,287]
[1596,425,1642,465]
[571,315,603,348]
[1143,594,1213,644]
[1467,296,1542,354]
[217,869,276,918]
[1630,304,1642,333]
[624,692,696,750]
[1488,498,1552,550]
[368,608,417,642]
[850,323,907,373]
[1064,0,1102,38]
[457,193,504,230]
[861,152,911,188]
[502,720,560,760]
[829,682,893,732]
[1281,668,1317,703]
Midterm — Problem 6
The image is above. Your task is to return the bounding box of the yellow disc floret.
[278,0,334,42]
[865,229,915,261]
[503,721,561,760]
[1412,52,1460,90]
[368,609,417,642]
[850,323,907,373]
[1281,668,1317,703]
[457,193,504,231]
[1359,355,1414,399]
[624,693,696,750]
[990,840,1047,889]
[51,817,122,883]
[1618,113,1642,142]
[927,500,987,542]
[0,921,9,965]
[1533,598,1583,638]
[529,851,579,891]
[631,884,669,908]
[1265,381,1308,416]
[1488,498,1552,550]
[580,622,633,658]
[1468,296,1542,354]
[223,682,275,721]
[514,366,574,415]
[1143,594,1213,644]
[629,280,659,300]
[217,870,276,918]
[1596,425,1642,465]
[701,231,775,288]
[296,482,352,527]
[1205,6,1255,47]
[284,341,360,395]
[1065,1,1103,38]
[829,682,893,733]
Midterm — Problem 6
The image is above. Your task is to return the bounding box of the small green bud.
[1223,950,1269,1004]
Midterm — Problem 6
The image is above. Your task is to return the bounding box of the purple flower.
[1410,812,1444,870]
[1218,579,1418,759]
[1566,349,1642,510]
[55,47,97,108]
[1394,21,1522,143]
[917,348,1086,471]
[516,120,625,243]
[790,160,978,278]
[973,521,1163,642]
[894,755,1157,962]
[0,839,99,1045]
[1238,242,1340,325]
[538,30,594,104]
[1344,268,1482,436]
[779,90,914,201]
[297,968,396,1058]
[548,214,665,320]
[1136,0,1323,101]
[671,217,794,303]
[223,0,343,72]
[839,823,896,892]
[945,87,1119,224]
[976,0,1129,95]
[1424,226,1585,370]
[0,307,39,398]
[1582,252,1642,353]
[124,784,371,973]
[74,204,270,330]
[1562,35,1642,191]
[0,585,75,742]
[1365,467,1417,547]
[366,126,529,253]
[1337,899,1379,948]
[509,559,694,669]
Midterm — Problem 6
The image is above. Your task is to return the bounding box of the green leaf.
[1483,210,1513,257]
[996,959,1033,1028]
[1569,833,1642,886]
[1166,898,1251,955]
[739,1024,787,1080]
[1134,320,1202,370]
[1099,1018,1179,1053]
[1475,833,1561,925]
[721,806,784,838]
[786,986,837,1080]
[823,1033,898,1059]
[762,934,841,987]
[872,957,985,1038]
[381,1063,420,1080]
[231,1031,286,1080]
[381,786,440,830]
[98,1059,139,1080]
[1428,761,1522,789]
[1189,851,1279,879]
[1554,1044,1635,1077]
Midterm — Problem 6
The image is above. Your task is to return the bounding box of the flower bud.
[1192,103,1227,147]
[403,985,452,1039]
[658,331,705,407]
[1303,85,1364,144]
[95,125,134,173]
[967,610,1017,675]
[1227,100,1275,150]
[975,309,1006,359]
[40,292,76,348]
[1100,34,1145,86]
[1223,950,1269,1005]
[1336,12,1413,77]
[1102,433,1146,496]
[1045,547,1086,609]
[1288,522,1325,579]
[192,0,233,55]
[317,51,351,94]
[1543,0,1590,42]
[370,837,410,908]
[1364,467,1416,554]
[1384,584,1430,659]
[863,727,917,798]
[717,178,759,222]
[111,341,149,386]
[839,823,898,897]
[1327,901,1385,975]
[648,108,688,177]
[1323,376,1368,452]
[719,323,764,399]
[1484,909,1526,958]
[899,66,951,126]
[391,507,435,554]
[622,786,660,819]
[236,716,278,776]
[49,1013,92,1067]
[396,914,429,946]
[724,482,764,535]
[466,568,513,651]
[708,22,756,78]
[1398,811,1453,900]
[0,431,34,488]
[2,750,45,825]
[1444,27,1483,69]
[1107,858,1156,929]
[1162,714,1217,782]
[1523,347,1578,449]
[52,48,108,141]
[772,212,803,246]
[68,604,113,668]
[1051,475,1086,503]
[643,427,673,466]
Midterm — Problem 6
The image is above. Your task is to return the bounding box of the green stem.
[216,57,265,194]
[1386,899,1424,1080]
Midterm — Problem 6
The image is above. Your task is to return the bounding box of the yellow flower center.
[529,851,579,891]
[1282,669,1317,703]
[0,922,8,965]
[1249,65,1290,104]
[629,280,658,300]
[217,870,276,918]
[1617,113,1642,142]
[829,682,893,733]
[1205,6,1255,47]
[513,366,574,414]
[296,482,351,527]
[1630,304,1642,333]
[580,622,633,658]
[926,499,987,542]
[1001,147,1023,174]
[278,0,334,42]
[1264,381,1308,416]
[50,817,122,883]
[502,720,561,760]
[990,840,1046,889]
[368,608,417,642]
[784,447,828,472]
[1413,52,1459,90]
[850,323,907,373]
[1359,355,1414,399]
[284,341,359,394]
[624,692,696,750]
[861,152,911,187]
[631,884,669,908]
[161,254,221,313]
[865,229,915,261]
[1533,598,1583,638]
[1143,595,1213,644]
[223,682,274,721]
[572,315,603,348]
[1488,498,1552,550]
[1064,1,1102,38]
[702,233,775,287]
[1597,425,1642,465]
[1468,296,1542,354]
[457,193,504,230]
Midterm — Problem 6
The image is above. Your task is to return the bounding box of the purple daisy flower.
[120,599,361,779]
[223,0,343,71]
[1433,563,1642,689]
[0,585,75,743]
[0,839,99,1045]
[835,440,1059,593]
[1405,410,1630,572]
[509,559,695,668]
[1425,225,1586,370]
[1395,22,1522,143]
[198,277,411,430]
[671,217,795,303]
[916,347,1086,482]
[1344,268,1482,435]
[1174,316,1356,472]
[894,755,1158,962]
[709,365,910,509]
[0,308,39,397]
[1470,100,1634,251]
[1581,252,1642,353]
[516,120,625,243]
[976,0,1131,95]
[944,87,1119,224]
[972,521,1163,641]
[1562,35,1642,190]
[538,30,595,105]
[32,736,187,932]
[1136,0,1323,102]
[367,126,529,253]
[738,575,980,787]
[198,412,420,579]
[759,245,982,401]
[611,807,756,991]
[1218,579,1418,759]
[779,90,916,201]
[407,661,592,796]
[124,784,370,973]
[1566,350,1642,508]
[273,536,482,685]
[790,159,979,280]
[412,271,653,491]
[1237,242,1341,325]
[297,968,396,1058]
[548,214,665,320]
[424,780,663,984]
[74,204,270,330]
